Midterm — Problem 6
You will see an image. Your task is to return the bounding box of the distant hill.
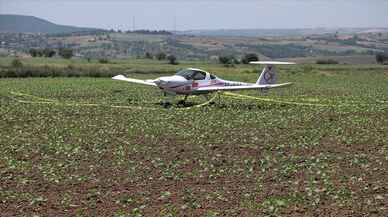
[178,28,388,37]
[0,14,102,34]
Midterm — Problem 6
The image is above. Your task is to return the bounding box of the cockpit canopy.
[175,68,216,80]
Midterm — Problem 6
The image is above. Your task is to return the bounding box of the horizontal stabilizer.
[250,61,296,65]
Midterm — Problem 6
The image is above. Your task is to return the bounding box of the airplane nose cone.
[154,76,188,89]
[154,78,169,86]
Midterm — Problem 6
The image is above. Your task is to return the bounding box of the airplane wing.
[194,82,293,93]
[112,75,157,87]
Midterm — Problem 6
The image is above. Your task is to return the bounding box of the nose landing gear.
[177,95,189,106]
[160,93,218,109]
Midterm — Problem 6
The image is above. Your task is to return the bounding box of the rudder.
[256,65,277,85]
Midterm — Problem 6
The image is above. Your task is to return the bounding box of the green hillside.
[0,14,101,34]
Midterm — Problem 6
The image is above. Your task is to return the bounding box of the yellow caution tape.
[221,92,330,107]
[10,92,158,110]
[9,91,386,110]
[179,93,218,110]
[10,91,58,102]
[9,91,217,110]
[12,98,158,110]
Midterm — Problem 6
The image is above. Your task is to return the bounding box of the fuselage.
[155,68,253,95]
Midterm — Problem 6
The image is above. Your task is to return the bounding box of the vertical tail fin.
[257,64,277,85]
[251,61,295,85]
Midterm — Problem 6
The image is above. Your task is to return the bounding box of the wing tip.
[112,74,125,80]
[276,82,294,87]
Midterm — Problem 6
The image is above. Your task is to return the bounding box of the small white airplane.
[112,61,295,107]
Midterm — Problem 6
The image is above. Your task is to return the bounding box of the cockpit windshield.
[176,69,206,80]
[176,69,195,80]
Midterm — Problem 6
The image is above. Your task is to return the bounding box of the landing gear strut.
[161,92,174,108]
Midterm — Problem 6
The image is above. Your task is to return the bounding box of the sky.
[1,0,388,31]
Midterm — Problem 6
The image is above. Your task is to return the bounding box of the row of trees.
[145,52,178,64]
[145,52,259,66]
[125,30,172,35]
[316,59,339,64]
[29,48,56,58]
[27,48,387,65]
[219,53,259,66]
[28,48,179,64]
[29,48,74,59]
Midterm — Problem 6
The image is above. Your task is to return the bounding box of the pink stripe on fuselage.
[196,82,225,88]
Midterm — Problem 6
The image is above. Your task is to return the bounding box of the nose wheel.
[160,93,217,108]
[177,95,189,106]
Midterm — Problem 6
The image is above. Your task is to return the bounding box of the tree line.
[28,48,259,66]
[218,53,259,66]
[27,48,387,66]
[144,52,178,65]
[29,48,74,59]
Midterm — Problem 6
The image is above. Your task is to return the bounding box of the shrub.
[241,53,259,64]
[316,59,339,64]
[145,52,153,59]
[376,53,386,64]
[219,56,232,65]
[34,49,43,57]
[11,59,23,68]
[219,55,237,67]
[167,55,178,65]
[156,52,167,60]
[59,48,74,59]
[29,48,56,58]
[29,49,38,57]
[98,58,109,64]
[0,64,169,78]
[43,48,56,58]
[3,69,17,78]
